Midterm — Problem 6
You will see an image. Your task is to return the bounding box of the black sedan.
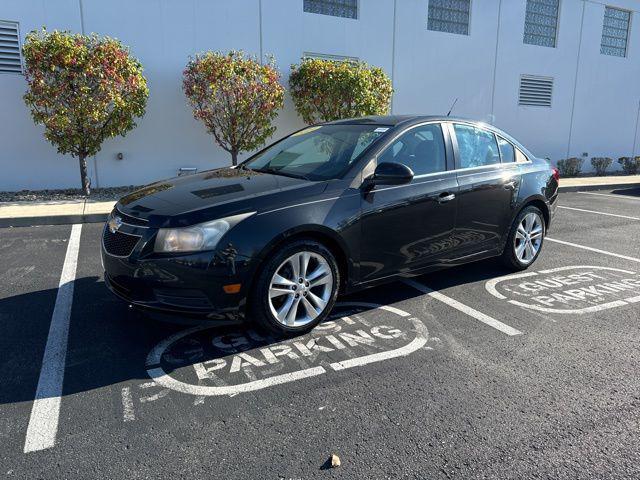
[102,115,559,334]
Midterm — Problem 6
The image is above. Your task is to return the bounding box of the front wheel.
[250,240,340,335]
[501,206,545,270]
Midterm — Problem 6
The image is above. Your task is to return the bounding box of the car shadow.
[0,258,512,406]
[608,186,640,197]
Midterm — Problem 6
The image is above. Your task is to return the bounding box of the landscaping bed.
[0,186,142,203]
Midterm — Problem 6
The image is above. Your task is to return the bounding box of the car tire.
[501,205,546,271]
[250,239,340,336]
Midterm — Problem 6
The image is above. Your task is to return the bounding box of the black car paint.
[102,116,559,320]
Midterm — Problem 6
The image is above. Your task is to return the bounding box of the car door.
[447,122,521,258]
[359,122,459,282]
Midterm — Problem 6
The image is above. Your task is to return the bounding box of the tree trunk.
[231,149,238,167]
[78,154,91,196]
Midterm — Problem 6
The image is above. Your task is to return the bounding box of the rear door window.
[497,137,515,163]
[453,124,501,169]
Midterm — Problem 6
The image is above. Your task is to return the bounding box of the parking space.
[551,187,640,260]
[2,189,640,479]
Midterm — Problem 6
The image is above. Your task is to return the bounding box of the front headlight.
[154,212,255,253]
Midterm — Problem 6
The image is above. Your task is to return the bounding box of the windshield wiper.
[251,167,311,181]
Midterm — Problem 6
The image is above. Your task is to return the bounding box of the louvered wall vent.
[0,21,22,74]
[303,52,359,63]
[518,75,553,107]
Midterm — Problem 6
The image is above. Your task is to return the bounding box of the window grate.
[523,0,559,48]
[519,75,553,107]
[427,0,471,36]
[303,0,357,19]
[601,6,631,57]
[0,20,22,74]
[303,52,359,62]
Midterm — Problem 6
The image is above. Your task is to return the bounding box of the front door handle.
[438,192,456,204]
[503,180,517,190]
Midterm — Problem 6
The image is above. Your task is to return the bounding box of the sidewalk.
[0,198,116,227]
[558,174,640,191]
[1,174,639,227]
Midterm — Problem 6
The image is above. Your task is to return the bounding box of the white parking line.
[578,191,640,201]
[121,387,136,422]
[401,278,522,336]
[558,205,640,221]
[24,224,82,453]
[546,237,640,264]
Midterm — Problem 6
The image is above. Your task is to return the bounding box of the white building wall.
[0,0,82,191]
[393,0,500,119]
[262,0,395,139]
[492,0,584,163]
[1,0,639,191]
[569,0,640,163]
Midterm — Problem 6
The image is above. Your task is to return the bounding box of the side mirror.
[369,162,414,186]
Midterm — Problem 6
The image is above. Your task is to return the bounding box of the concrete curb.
[0,213,108,228]
[1,182,638,228]
[557,182,640,192]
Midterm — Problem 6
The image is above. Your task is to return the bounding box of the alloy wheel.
[514,212,543,264]
[267,251,334,327]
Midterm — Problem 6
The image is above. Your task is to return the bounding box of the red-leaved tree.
[22,28,148,195]
[183,50,284,166]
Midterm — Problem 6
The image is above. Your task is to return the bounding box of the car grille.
[115,208,149,227]
[103,228,141,257]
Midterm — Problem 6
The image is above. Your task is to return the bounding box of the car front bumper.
[101,224,255,321]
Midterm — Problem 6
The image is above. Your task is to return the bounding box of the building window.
[427,0,471,36]
[523,0,559,48]
[0,20,22,74]
[303,0,357,19]
[601,6,631,57]
[518,75,553,107]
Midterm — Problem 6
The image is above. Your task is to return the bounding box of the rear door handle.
[438,192,456,203]
[503,181,517,190]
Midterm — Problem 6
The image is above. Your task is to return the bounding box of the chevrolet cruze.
[102,116,559,335]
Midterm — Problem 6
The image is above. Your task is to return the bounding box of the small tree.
[590,157,612,176]
[557,157,584,177]
[289,58,393,124]
[618,156,640,175]
[183,51,284,166]
[23,29,148,195]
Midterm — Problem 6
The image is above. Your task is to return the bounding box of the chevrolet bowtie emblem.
[108,216,123,234]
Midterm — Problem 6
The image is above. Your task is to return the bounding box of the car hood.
[116,167,322,227]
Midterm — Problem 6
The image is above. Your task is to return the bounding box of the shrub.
[183,50,284,166]
[23,28,148,195]
[590,157,612,176]
[617,156,640,175]
[556,157,583,177]
[289,58,393,124]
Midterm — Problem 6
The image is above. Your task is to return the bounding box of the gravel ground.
[0,186,142,203]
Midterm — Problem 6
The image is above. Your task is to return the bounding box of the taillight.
[552,167,560,182]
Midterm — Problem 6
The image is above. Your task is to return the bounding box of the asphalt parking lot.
[1,188,640,479]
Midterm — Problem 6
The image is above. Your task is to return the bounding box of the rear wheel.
[501,206,545,270]
[250,240,340,335]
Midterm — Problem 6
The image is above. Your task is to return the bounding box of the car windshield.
[243,124,390,181]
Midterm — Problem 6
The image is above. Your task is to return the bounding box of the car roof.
[327,114,489,127]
